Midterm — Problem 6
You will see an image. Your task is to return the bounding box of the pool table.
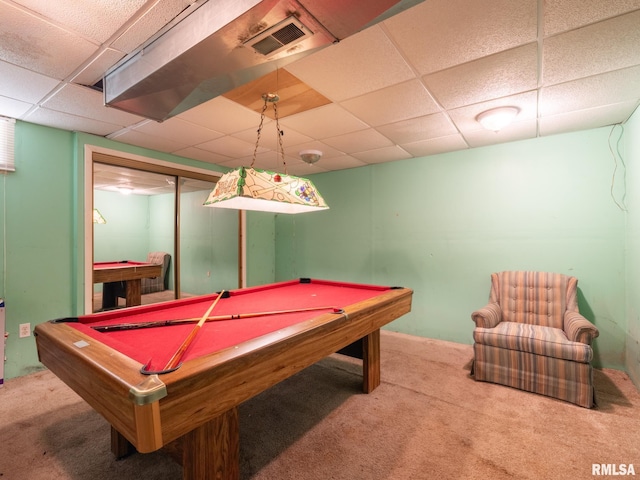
[94,260,162,309]
[34,278,413,480]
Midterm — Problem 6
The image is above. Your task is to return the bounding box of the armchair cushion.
[473,322,594,363]
[494,271,572,329]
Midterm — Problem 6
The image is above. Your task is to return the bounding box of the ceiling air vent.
[245,16,312,57]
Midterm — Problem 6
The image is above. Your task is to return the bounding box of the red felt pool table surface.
[34,278,413,480]
[74,278,390,371]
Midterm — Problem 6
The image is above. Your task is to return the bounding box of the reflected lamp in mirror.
[93,208,107,224]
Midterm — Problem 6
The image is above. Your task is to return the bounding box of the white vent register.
[244,16,312,57]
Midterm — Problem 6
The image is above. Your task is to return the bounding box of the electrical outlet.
[19,323,31,338]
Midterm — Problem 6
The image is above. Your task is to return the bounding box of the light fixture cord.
[250,99,269,168]
[273,101,287,175]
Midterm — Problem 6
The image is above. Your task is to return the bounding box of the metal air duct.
[103,0,418,121]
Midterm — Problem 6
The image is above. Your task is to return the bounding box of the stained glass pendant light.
[204,93,329,214]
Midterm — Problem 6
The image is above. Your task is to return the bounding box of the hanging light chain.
[273,101,287,175]
[250,99,270,168]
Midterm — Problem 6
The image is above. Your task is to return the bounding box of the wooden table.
[34,278,412,479]
[93,261,162,309]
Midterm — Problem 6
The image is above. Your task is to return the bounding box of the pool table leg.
[125,279,142,307]
[167,407,240,480]
[362,329,381,393]
[111,427,136,459]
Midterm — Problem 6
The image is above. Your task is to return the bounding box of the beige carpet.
[1,331,639,480]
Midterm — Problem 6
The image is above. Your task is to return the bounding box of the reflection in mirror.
[179,178,239,299]
[93,163,176,312]
[92,163,240,313]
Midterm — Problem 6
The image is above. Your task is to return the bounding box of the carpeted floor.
[1,331,639,479]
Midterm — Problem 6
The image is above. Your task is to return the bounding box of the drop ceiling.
[93,163,216,196]
[2,0,640,184]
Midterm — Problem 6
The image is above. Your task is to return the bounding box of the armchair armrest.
[471,303,502,328]
[564,311,599,344]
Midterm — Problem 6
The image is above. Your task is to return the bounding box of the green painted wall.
[276,127,627,369]
[624,106,640,388]
[2,123,76,376]
[0,122,246,379]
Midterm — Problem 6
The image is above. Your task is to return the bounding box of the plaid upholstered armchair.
[471,271,599,408]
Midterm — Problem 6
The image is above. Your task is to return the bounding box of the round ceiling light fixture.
[299,149,323,164]
[476,106,520,132]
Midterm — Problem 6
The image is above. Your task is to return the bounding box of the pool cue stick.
[161,290,225,371]
[92,305,344,332]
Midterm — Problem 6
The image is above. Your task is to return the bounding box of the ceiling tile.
[279,104,369,139]
[383,0,537,75]
[11,0,149,43]
[463,119,538,148]
[71,48,126,87]
[352,145,412,164]
[108,128,189,153]
[0,3,99,79]
[133,117,224,146]
[423,43,538,109]
[341,79,440,127]
[401,134,469,157]
[376,113,458,145]
[544,0,640,36]
[171,147,232,166]
[0,61,60,103]
[543,10,640,86]
[306,154,367,172]
[110,1,195,53]
[285,161,333,176]
[243,151,299,172]
[196,135,263,158]
[214,156,252,169]
[285,25,415,102]
[231,121,313,151]
[42,83,143,126]
[284,141,345,160]
[540,65,640,116]
[539,101,639,136]
[176,96,260,135]
[25,107,123,136]
[0,95,33,119]
[222,69,331,119]
[448,91,538,133]
[323,128,394,154]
